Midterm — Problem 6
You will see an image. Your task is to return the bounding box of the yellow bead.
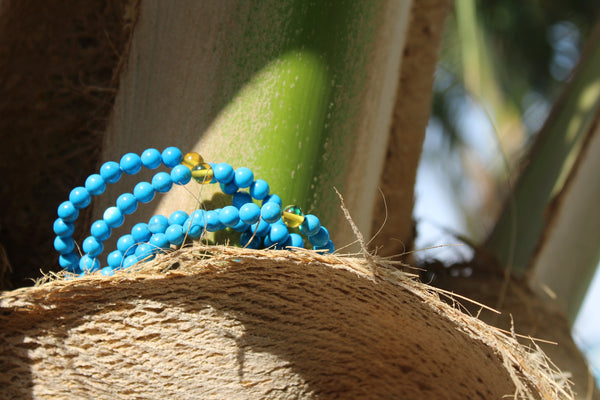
[191,163,214,184]
[182,152,203,170]
[282,205,305,228]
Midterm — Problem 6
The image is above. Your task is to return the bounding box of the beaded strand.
[54,147,334,277]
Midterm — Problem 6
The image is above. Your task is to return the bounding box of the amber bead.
[182,152,203,170]
[191,163,214,184]
[282,205,305,228]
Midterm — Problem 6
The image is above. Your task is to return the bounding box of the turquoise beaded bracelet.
[54,147,334,277]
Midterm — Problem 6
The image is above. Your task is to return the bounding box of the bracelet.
[53,147,334,277]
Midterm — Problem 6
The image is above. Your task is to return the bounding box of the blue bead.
[308,227,330,247]
[269,222,289,244]
[249,179,269,200]
[263,235,277,249]
[183,211,205,239]
[165,224,185,245]
[100,267,114,276]
[57,201,79,222]
[239,203,260,224]
[116,193,137,215]
[231,219,250,232]
[149,233,170,249]
[240,231,261,249]
[141,148,162,169]
[82,236,103,257]
[69,186,91,209]
[219,206,240,227]
[314,239,335,254]
[250,219,270,237]
[117,234,137,256]
[53,218,74,237]
[171,164,192,185]
[59,252,80,271]
[99,161,122,184]
[131,223,152,243]
[204,210,222,232]
[90,220,111,241]
[234,167,254,188]
[261,203,281,223]
[262,194,282,206]
[232,192,253,208]
[135,243,155,261]
[133,182,155,203]
[161,147,183,167]
[213,163,235,184]
[152,171,173,193]
[103,206,124,228]
[220,181,239,195]
[122,255,138,268]
[54,236,75,254]
[299,214,321,236]
[107,250,124,268]
[79,255,100,272]
[286,233,304,249]
[120,153,142,175]
[168,210,188,226]
[148,215,169,233]
[85,174,106,195]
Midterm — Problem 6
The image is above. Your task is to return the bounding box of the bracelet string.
[54,147,334,277]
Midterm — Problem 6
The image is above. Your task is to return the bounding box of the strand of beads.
[54,147,334,277]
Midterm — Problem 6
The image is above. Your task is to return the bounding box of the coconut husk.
[0,245,573,399]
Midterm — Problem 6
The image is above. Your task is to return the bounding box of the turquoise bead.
[90,220,111,241]
[53,218,74,237]
[165,224,185,245]
[268,222,289,244]
[83,236,103,257]
[232,219,250,232]
[262,194,282,206]
[117,234,136,256]
[204,210,221,232]
[85,174,106,196]
[123,255,138,268]
[107,250,124,268]
[240,231,261,249]
[239,203,260,224]
[59,252,80,271]
[116,193,137,215]
[314,239,335,254]
[79,255,100,272]
[131,223,152,242]
[161,147,183,167]
[234,167,254,188]
[232,192,252,208]
[103,206,124,228]
[120,153,142,175]
[261,202,281,224]
[54,236,75,254]
[249,179,269,200]
[308,227,330,247]
[219,206,240,227]
[135,243,155,261]
[213,163,235,184]
[171,164,192,185]
[286,233,304,249]
[300,214,321,236]
[57,201,79,222]
[69,186,91,209]
[152,171,173,193]
[149,233,170,249]
[168,210,188,226]
[100,267,114,276]
[133,181,155,203]
[141,148,162,169]
[220,181,239,195]
[250,219,270,237]
[99,161,122,184]
[148,215,169,233]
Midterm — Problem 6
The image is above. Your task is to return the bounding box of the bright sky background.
[413,115,600,386]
